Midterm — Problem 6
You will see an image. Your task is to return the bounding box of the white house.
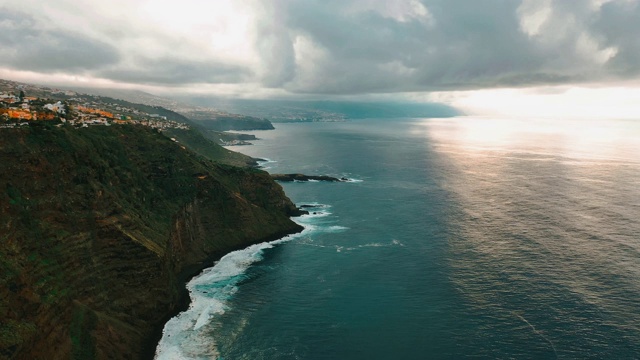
[44,101,66,114]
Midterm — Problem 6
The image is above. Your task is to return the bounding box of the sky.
[1,0,640,118]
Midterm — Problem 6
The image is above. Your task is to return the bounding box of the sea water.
[156,117,640,359]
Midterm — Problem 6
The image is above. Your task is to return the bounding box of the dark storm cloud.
[265,0,640,94]
[2,1,640,94]
[0,9,120,73]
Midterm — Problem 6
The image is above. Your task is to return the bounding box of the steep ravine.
[0,124,303,359]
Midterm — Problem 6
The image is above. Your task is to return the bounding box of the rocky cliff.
[0,124,303,359]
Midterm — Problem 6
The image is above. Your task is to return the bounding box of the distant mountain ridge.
[54,85,461,123]
[180,97,462,122]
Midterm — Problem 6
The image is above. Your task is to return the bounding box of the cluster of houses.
[0,92,190,131]
[0,93,61,121]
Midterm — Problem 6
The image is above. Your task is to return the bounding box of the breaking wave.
[154,205,341,360]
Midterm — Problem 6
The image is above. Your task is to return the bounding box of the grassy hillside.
[162,128,257,167]
[0,124,302,359]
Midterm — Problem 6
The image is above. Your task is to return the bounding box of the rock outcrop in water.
[0,124,303,359]
[271,173,348,182]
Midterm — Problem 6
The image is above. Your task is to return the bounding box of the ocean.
[156,117,640,359]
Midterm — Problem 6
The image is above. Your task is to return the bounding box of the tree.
[19,90,25,102]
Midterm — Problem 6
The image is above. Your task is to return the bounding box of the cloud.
[0,9,120,73]
[253,5,297,87]
[97,57,251,86]
[593,0,640,77]
[273,0,635,94]
[1,0,640,96]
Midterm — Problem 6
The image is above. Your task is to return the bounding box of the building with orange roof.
[1,109,34,120]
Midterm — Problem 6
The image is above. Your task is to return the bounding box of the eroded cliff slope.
[0,124,302,359]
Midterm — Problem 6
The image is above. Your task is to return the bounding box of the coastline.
[142,224,304,360]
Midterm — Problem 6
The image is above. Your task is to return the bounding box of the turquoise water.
[157,117,640,359]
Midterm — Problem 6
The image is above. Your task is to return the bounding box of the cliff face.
[0,124,302,359]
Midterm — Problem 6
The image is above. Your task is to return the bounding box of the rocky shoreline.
[142,223,305,359]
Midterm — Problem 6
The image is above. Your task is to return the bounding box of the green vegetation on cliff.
[0,124,302,359]
[162,128,257,167]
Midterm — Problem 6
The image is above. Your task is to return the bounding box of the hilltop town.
[0,79,189,131]
[0,79,282,147]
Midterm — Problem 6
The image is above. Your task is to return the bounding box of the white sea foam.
[299,203,333,218]
[155,203,341,360]
[336,173,364,183]
[325,225,350,232]
[302,238,403,253]
[303,210,331,217]
[255,158,277,169]
[155,240,282,360]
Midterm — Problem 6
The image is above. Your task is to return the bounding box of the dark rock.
[270,173,346,182]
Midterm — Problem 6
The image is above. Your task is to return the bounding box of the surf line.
[155,205,337,359]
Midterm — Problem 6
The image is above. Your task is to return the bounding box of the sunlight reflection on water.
[414,116,640,357]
